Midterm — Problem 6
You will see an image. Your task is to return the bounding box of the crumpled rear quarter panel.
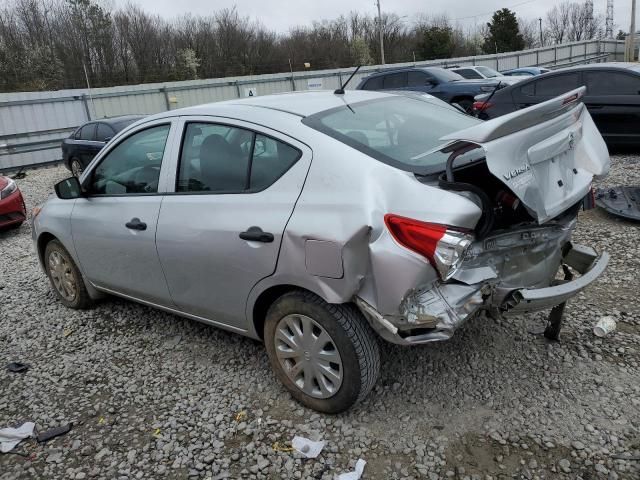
[264,133,483,318]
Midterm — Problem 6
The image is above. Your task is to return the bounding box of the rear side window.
[362,76,383,90]
[382,72,407,89]
[177,123,301,193]
[77,124,95,141]
[532,73,580,96]
[96,123,114,142]
[584,71,640,95]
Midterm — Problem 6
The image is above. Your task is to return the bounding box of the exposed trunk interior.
[436,159,537,238]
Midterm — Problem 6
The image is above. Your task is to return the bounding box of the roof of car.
[151,89,395,118]
[98,114,145,125]
[361,66,445,78]
[553,62,640,73]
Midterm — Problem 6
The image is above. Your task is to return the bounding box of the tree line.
[0,0,606,93]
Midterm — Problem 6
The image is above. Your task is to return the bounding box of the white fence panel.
[0,39,625,171]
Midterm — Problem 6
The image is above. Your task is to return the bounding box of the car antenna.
[334,66,362,95]
[482,80,502,109]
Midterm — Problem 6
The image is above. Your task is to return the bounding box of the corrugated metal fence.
[0,39,625,171]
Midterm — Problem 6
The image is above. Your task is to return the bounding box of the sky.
[117,0,632,35]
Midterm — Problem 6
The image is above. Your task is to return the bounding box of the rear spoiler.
[439,86,586,145]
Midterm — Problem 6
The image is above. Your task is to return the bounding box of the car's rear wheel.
[70,158,83,178]
[44,240,92,309]
[264,290,380,413]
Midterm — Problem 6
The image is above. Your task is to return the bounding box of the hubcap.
[48,251,77,301]
[274,314,343,399]
[71,160,83,177]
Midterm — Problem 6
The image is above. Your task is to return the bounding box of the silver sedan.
[32,88,610,412]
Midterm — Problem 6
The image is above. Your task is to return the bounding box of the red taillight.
[384,214,446,267]
[473,101,493,112]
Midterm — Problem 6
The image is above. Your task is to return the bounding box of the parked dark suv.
[473,63,640,146]
[62,115,144,176]
[355,67,503,112]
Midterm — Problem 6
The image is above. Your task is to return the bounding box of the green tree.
[418,25,455,59]
[482,8,525,54]
[351,36,372,65]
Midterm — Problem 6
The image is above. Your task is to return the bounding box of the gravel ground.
[1,157,639,480]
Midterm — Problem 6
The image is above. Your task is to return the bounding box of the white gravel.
[1,157,639,479]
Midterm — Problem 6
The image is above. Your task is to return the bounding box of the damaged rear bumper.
[356,243,608,346]
[502,244,609,314]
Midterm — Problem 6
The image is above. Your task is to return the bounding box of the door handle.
[239,226,274,243]
[125,218,147,231]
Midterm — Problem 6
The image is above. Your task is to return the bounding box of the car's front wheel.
[44,239,92,309]
[264,290,380,413]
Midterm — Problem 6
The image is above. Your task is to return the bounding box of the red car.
[0,175,26,230]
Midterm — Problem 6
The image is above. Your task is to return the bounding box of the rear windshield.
[302,96,481,174]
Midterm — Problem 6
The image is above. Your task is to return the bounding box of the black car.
[62,115,144,176]
[355,67,503,113]
[473,63,640,146]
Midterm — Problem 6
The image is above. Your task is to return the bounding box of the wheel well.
[37,232,56,265]
[252,284,309,340]
[451,95,473,105]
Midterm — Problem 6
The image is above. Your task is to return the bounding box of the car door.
[75,123,96,166]
[155,118,312,329]
[582,70,640,143]
[95,122,116,152]
[71,120,178,305]
[511,72,582,109]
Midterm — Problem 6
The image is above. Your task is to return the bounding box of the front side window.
[584,71,640,95]
[78,124,95,141]
[177,123,301,193]
[89,124,170,195]
[302,96,481,174]
[96,123,114,142]
[533,73,580,96]
[408,72,430,86]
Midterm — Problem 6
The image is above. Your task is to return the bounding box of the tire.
[44,239,93,309]
[264,290,380,413]
[454,98,473,114]
[70,158,83,178]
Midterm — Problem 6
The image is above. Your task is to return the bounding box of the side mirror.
[425,79,438,87]
[54,177,83,200]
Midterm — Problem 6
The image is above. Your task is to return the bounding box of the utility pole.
[376,0,385,64]
[631,0,637,61]
[538,18,543,46]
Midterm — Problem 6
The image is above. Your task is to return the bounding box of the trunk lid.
[439,86,610,224]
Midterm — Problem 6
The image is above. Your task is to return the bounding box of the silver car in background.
[32,88,610,412]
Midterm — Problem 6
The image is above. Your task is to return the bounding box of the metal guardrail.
[0,39,624,171]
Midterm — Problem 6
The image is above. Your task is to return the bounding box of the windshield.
[476,66,501,78]
[302,96,481,174]
[430,68,464,82]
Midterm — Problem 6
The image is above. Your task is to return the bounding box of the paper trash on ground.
[0,422,35,453]
[336,458,366,480]
[292,435,325,458]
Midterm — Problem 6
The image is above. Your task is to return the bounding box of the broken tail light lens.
[384,214,473,280]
